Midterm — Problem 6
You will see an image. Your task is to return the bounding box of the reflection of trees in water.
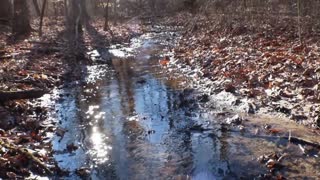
[109,57,193,178]
[113,59,136,116]
[77,66,119,179]
[71,42,232,178]
[75,60,233,179]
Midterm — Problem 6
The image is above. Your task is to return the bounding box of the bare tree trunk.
[54,2,58,21]
[104,0,110,31]
[75,3,82,39]
[80,0,89,21]
[0,0,12,19]
[32,0,41,16]
[13,0,31,36]
[64,0,68,18]
[69,0,81,34]
[297,0,302,43]
[39,0,47,36]
[113,0,118,25]
[0,0,12,24]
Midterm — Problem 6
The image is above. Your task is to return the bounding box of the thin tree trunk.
[39,0,47,37]
[13,0,31,36]
[0,0,12,24]
[32,0,41,16]
[297,0,302,43]
[64,0,68,19]
[104,0,110,31]
[0,89,49,102]
[113,0,118,25]
[75,3,82,39]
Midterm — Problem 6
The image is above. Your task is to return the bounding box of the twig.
[288,130,291,142]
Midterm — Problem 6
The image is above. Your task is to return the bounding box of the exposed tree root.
[0,89,49,101]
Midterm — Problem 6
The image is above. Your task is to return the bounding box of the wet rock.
[215,111,231,116]
[238,125,245,131]
[232,98,242,106]
[147,130,156,134]
[136,79,147,84]
[275,106,291,115]
[237,100,257,114]
[224,84,236,93]
[225,115,243,125]
[202,58,213,68]
[198,94,210,103]
[264,124,272,130]
[66,143,78,153]
[189,124,210,132]
[273,100,293,115]
[246,103,256,114]
[0,106,15,130]
[56,128,67,138]
[266,159,276,169]
[76,167,90,177]
[315,115,320,127]
[290,114,308,122]
[88,48,112,65]
[257,155,268,163]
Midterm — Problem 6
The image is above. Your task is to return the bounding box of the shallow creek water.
[52,32,320,179]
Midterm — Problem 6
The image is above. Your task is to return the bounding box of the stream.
[51,31,320,179]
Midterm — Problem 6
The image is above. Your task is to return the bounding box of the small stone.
[76,167,90,177]
[226,115,243,125]
[198,94,210,103]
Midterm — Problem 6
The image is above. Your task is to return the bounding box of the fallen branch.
[20,47,61,53]
[253,135,320,149]
[0,55,13,59]
[280,136,320,148]
[0,139,53,175]
[24,70,62,79]
[28,41,57,45]
[0,50,6,55]
[0,89,49,101]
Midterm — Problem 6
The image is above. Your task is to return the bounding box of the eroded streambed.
[51,31,320,179]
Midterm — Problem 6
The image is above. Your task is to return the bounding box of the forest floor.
[162,12,320,128]
[0,17,141,178]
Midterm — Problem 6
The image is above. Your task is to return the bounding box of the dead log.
[253,135,320,149]
[0,89,49,102]
[24,70,62,79]
[28,41,57,45]
[0,50,6,55]
[0,55,13,59]
[281,136,320,149]
[20,47,61,53]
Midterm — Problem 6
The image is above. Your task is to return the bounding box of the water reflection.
[53,32,320,179]
[89,126,111,165]
[53,33,233,179]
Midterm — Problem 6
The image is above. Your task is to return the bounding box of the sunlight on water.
[109,49,126,57]
[86,105,100,116]
[94,112,106,120]
[89,126,112,165]
[86,65,109,83]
